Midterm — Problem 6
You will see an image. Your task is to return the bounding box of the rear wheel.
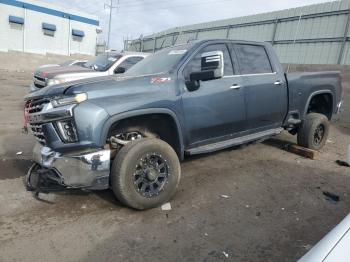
[111,138,181,210]
[297,113,330,150]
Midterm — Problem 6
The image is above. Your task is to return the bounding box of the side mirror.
[185,80,200,92]
[114,67,126,74]
[189,50,224,82]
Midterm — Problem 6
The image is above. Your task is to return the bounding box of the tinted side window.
[235,45,272,74]
[118,56,144,71]
[184,44,233,80]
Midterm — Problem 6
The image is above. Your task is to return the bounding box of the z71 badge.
[150,77,171,84]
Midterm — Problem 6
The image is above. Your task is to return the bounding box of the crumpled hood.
[34,65,94,79]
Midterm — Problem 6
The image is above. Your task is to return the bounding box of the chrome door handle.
[274,80,283,86]
[230,84,241,90]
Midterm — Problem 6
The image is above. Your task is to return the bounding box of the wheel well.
[107,114,182,159]
[307,93,333,119]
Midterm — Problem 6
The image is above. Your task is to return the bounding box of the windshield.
[83,53,122,71]
[124,44,194,76]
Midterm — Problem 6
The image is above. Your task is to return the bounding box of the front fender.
[98,108,185,160]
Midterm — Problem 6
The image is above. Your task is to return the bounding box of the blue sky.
[40,0,335,50]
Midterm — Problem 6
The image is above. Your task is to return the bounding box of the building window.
[42,23,56,37]
[72,29,85,42]
[9,15,24,25]
[72,29,85,37]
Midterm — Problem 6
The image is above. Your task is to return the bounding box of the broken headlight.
[52,93,88,108]
[55,119,78,143]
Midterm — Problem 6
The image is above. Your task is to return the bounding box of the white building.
[0,0,100,56]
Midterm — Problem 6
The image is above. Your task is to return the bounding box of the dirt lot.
[0,67,349,262]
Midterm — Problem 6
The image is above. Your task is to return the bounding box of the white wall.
[0,1,99,56]
[0,4,25,52]
[70,20,98,56]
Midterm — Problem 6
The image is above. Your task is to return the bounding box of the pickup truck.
[30,51,148,92]
[37,59,88,69]
[24,39,343,210]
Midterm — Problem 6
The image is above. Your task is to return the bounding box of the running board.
[186,128,283,155]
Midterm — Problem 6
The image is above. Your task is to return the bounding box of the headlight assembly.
[52,93,88,107]
[47,78,66,86]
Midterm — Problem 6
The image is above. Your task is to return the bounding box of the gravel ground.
[0,68,349,262]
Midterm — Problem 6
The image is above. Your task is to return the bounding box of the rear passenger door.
[233,44,288,131]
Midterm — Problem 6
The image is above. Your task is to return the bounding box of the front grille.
[25,98,49,114]
[33,75,47,88]
[35,76,45,82]
[25,98,50,144]
[29,123,46,144]
[34,82,44,88]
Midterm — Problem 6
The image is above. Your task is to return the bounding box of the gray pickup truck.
[24,39,342,210]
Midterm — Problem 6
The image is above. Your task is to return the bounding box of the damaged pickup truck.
[24,39,343,210]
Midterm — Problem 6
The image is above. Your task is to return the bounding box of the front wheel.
[297,113,330,150]
[110,138,181,210]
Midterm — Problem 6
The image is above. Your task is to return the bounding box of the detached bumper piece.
[28,143,111,193]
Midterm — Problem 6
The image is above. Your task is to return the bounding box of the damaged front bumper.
[30,142,111,190]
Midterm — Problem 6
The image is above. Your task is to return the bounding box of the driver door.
[181,43,246,147]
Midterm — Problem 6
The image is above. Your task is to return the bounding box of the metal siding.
[197,28,226,40]
[129,0,350,64]
[340,42,350,64]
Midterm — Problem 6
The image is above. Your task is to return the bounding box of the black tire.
[297,113,330,150]
[111,138,181,210]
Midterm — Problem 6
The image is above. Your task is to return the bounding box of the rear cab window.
[234,44,273,75]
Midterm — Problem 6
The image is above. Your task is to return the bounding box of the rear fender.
[303,90,334,119]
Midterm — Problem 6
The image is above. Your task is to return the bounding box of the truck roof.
[189,39,271,46]
[107,50,150,57]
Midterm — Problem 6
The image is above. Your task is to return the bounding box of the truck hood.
[34,65,95,79]
[25,74,173,101]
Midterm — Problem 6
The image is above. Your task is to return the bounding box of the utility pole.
[104,0,119,50]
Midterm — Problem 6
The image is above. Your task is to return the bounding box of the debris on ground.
[287,144,318,159]
[327,139,334,143]
[335,160,350,167]
[323,191,340,203]
[161,202,172,211]
[222,251,229,258]
[81,204,87,209]
[204,233,208,236]
[220,194,230,199]
[16,151,22,155]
